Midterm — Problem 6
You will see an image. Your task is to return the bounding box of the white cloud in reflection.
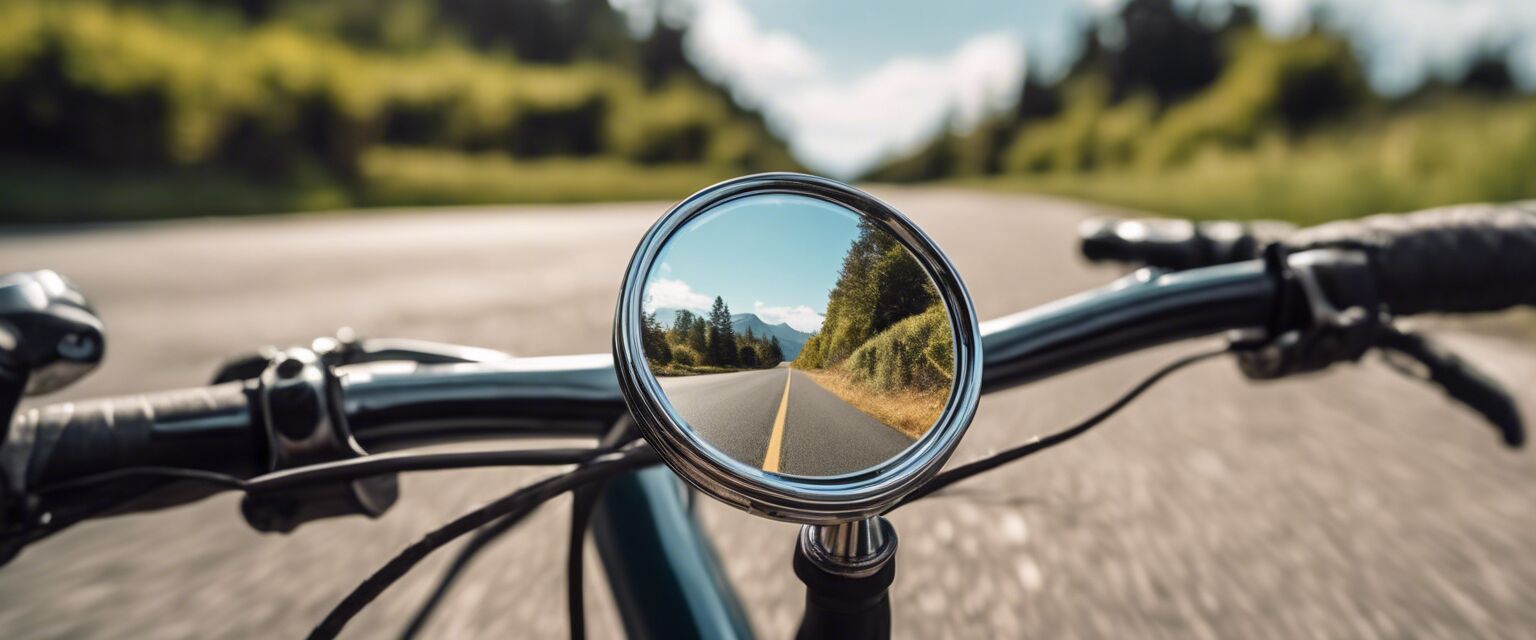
[644,278,712,312]
[753,300,825,333]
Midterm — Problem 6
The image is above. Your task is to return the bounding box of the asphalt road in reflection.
[0,187,1532,638]
[658,365,913,476]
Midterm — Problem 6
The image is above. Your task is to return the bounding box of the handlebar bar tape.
[2,381,259,493]
[1285,202,1536,315]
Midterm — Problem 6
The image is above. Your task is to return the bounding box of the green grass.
[0,158,350,223]
[356,147,733,207]
[954,99,1536,225]
[649,364,755,377]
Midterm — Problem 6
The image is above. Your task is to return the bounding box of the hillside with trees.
[643,297,786,375]
[794,221,953,437]
[865,0,1536,225]
[0,0,801,222]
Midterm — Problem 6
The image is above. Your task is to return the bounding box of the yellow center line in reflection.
[761,368,792,473]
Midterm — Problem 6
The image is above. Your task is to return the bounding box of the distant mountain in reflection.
[652,308,812,360]
[730,313,813,360]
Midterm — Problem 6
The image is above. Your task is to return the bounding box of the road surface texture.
[658,366,914,475]
[1,188,1533,639]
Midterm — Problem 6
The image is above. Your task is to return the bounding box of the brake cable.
[34,447,605,496]
[401,418,642,639]
[308,445,659,640]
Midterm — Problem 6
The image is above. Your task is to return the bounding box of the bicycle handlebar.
[5,203,1533,557]
[1081,202,1536,316]
[340,355,626,449]
[0,381,260,558]
[980,260,1275,392]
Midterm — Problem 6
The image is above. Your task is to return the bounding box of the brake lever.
[1377,325,1525,448]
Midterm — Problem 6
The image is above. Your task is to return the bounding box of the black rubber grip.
[1285,202,1536,315]
[2,382,259,491]
[1079,217,1296,269]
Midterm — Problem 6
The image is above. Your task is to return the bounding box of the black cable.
[566,483,605,640]
[396,509,524,639]
[398,419,640,639]
[35,467,248,494]
[565,417,632,640]
[34,448,600,496]
[898,346,1228,507]
[248,448,599,492]
[309,445,660,640]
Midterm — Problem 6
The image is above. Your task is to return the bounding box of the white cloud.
[687,0,823,102]
[683,0,1024,177]
[1316,0,1536,93]
[644,278,713,312]
[672,0,1536,174]
[753,300,825,334]
[659,261,673,274]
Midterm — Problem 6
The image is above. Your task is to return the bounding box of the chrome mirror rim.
[613,173,982,524]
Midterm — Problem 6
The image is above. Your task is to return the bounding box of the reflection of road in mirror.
[640,193,954,476]
[658,364,916,475]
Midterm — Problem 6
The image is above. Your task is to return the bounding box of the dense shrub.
[0,1,796,183]
[1137,32,1368,168]
[846,305,952,394]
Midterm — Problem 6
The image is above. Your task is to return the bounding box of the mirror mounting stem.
[794,516,897,639]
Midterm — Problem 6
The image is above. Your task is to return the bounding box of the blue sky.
[642,194,862,333]
[613,0,1536,177]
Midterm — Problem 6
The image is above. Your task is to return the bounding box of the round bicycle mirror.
[614,174,981,524]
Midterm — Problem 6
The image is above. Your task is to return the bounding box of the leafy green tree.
[801,221,937,368]
[768,336,785,364]
[738,345,758,368]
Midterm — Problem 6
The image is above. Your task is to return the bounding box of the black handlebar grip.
[3,382,259,493]
[1079,217,1296,270]
[1286,202,1536,315]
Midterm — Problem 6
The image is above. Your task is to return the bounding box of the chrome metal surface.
[258,347,363,469]
[799,516,897,578]
[337,354,623,448]
[614,173,983,525]
[979,260,1276,393]
[0,270,104,397]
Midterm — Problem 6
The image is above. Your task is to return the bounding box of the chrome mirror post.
[799,516,897,578]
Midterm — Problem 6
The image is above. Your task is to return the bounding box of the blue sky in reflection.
[643,194,861,333]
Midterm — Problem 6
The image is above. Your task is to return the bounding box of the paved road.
[658,366,914,475]
[0,188,1533,639]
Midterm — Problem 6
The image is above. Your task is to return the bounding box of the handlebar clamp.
[241,347,398,533]
[1236,245,1382,379]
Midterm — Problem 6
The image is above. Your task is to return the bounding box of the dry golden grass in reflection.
[799,368,945,439]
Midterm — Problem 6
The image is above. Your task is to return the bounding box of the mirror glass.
[638,194,956,477]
